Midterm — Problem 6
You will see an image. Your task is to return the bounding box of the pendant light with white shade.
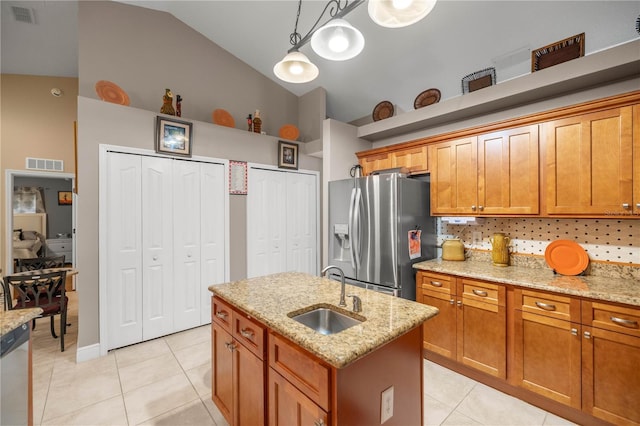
[274,0,437,84]
[310,18,365,61]
[368,0,437,28]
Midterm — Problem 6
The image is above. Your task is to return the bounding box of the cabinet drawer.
[268,332,331,411]
[583,301,640,338]
[233,312,266,360]
[418,271,454,295]
[212,297,233,332]
[518,289,579,322]
[460,279,503,306]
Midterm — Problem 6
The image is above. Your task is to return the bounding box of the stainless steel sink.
[288,305,365,335]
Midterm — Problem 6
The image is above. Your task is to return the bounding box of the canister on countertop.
[442,238,465,261]
[490,233,511,266]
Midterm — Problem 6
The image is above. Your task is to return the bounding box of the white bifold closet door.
[106,152,225,350]
[247,167,318,278]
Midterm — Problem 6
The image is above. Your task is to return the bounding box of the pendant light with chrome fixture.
[274,0,437,84]
[368,0,437,28]
[311,18,365,61]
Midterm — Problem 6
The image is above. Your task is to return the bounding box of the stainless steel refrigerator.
[328,172,436,300]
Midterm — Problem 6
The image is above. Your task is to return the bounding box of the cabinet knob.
[314,420,325,426]
[584,331,591,339]
[215,311,228,320]
[478,205,484,211]
[471,205,477,211]
[153,256,158,261]
[457,300,462,307]
[449,299,455,305]
[570,328,578,336]
[224,341,236,351]
[240,328,255,339]
[636,203,640,209]
[622,203,630,209]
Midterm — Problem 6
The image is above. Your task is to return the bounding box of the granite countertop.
[414,259,640,307]
[209,272,438,369]
[0,308,42,337]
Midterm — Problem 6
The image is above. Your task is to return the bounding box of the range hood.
[440,217,486,225]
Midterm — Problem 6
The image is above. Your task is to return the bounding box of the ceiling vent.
[11,6,36,24]
[26,157,64,172]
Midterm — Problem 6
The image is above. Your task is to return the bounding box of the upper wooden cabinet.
[430,125,539,215]
[358,145,428,175]
[541,106,637,216]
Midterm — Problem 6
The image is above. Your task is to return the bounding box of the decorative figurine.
[252,110,262,134]
[160,88,175,115]
[176,94,182,117]
[246,114,253,132]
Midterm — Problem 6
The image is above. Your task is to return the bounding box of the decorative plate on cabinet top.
[414,88,441,109]
[544,239,589,276]
[95,80,130,106]
[212,109,235,128]
[372,101,394,121]
[279,124,300,141]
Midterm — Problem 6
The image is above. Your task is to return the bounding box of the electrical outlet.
[380,386,394,424]
[473,231,482,244]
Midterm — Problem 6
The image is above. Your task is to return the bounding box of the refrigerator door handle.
[352,187,362,270]
[348,188,357,270]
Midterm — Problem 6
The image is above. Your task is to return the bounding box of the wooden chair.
[2,270,68,351]
[16,255,66,272]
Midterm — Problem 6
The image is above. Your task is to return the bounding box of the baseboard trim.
[76,343,101,363]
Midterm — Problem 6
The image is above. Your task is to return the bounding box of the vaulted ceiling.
[2,1,639,123]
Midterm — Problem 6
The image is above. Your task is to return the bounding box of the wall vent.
[26,157,64,172]
[11,6,36,24]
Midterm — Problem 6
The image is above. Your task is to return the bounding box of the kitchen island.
[209,271,439,426]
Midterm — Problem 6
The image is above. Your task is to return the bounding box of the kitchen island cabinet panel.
[212,322,234,423]
[268,369,328,426]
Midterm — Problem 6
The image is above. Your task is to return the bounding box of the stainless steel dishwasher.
[1,322,30,425]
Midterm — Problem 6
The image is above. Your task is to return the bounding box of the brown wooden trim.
[356,90,640,159]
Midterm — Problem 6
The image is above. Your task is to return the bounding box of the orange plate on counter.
[279,124,300,140]
[95,80,130,106]
[544,240,589,276]
[212,109,235,128]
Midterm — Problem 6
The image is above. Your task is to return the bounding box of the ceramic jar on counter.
[490,233,511,266]
[442,238,465,261]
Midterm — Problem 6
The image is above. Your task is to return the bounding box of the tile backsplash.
[439,217,640,267]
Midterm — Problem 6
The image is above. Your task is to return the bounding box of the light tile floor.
[30,292,577,425]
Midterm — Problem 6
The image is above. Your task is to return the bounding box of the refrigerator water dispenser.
[333,223,350,261]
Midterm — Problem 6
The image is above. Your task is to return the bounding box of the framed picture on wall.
[278,140,298,170]
[155,116,193,157]
[58,191,72,205]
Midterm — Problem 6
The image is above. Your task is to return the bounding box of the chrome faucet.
[321,265,347,307]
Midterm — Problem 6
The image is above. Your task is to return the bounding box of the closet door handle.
[535,301,556,311]
[472,289,488,297]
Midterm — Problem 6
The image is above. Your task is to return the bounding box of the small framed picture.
[155,116,193,157]
[58,191,72,205]
[278,140,299,170]
[229,160,248,195]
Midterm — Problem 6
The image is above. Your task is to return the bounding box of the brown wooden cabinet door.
[582,326,640,425]
[478,125,539,214]
[634,105,640,216]
[391,146,429,174]
[212,322,234,424]
[235,342,266,426]
[513,312,581,408]
[360,153,391,176]
[430,137,478,214]
[542,106,634,215]
[419,289,457,359]
[268,368,328,426]
[457,280,506,379]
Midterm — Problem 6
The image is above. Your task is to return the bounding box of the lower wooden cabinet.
[582,301,640,425]
[513,289,582,409]
[268,369,328,426]
[417,272,506,379]
[417,271,640,425]
[212,298,266,426]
